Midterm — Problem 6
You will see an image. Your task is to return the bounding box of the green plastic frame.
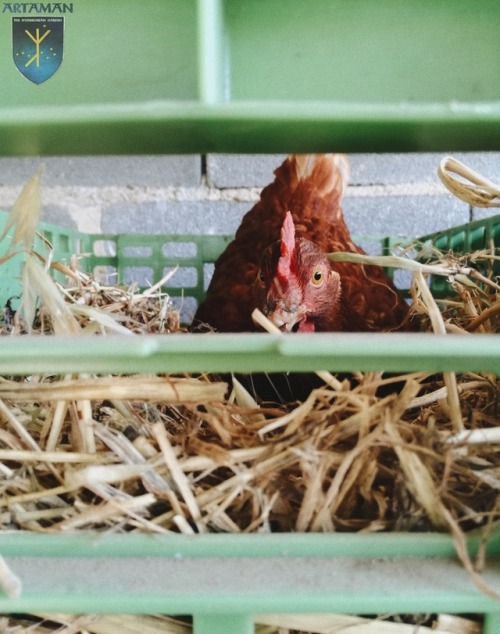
[0,532,499,634]
[0,0,500,154]
[0,212,500,633]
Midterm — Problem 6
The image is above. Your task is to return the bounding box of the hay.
[0,166,498,633]
[438,156,500,208]
[0,612,482,633]
[0,614,481,634]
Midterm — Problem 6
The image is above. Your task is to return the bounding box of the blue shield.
[12,17,64,84]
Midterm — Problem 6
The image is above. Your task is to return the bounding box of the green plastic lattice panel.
[0,211,90,308]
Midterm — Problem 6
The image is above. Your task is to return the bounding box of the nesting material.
[0,612,482,634]
[0,167,498,633]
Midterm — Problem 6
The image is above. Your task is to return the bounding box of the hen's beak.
[266,306,308,333]
[280,321,300,333]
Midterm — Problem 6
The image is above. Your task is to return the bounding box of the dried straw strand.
[0,375,227,403]
[151,422,206,533]
[414,269,464,432]
[438,156,500,207]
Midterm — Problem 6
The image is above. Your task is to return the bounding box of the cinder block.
[207,152,445,188]
[0,158,43,186]
[349,152,500,186]
[206,154,286,188]
[343,194,469,238]
[2,153,496,244]
[0,156,202,187]
[101,200,251,235]
[472,207,500,222]
[349,153,443,185]
[40,205,78,230]
[101,192,469,250]
[207,152,500,190]
[449,153,500,182]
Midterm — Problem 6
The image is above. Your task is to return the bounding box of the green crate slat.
[416,214,500,298]
[2,552,500,616]
[0,332,499,376]
[0,0,500,154]
[4,531,493,558]
[419,214,500,269]
[85,233,233,306]
[0,533,499,625]
[1,211,498,311]
[0,212,89,305]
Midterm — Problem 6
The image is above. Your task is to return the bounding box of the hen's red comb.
[277,211,295,282]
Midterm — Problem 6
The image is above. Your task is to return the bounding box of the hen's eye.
[258,271,265,283]
[311,269,323,286]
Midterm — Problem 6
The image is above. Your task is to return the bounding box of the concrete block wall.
[0,153,499,240]
[0,152,498,322]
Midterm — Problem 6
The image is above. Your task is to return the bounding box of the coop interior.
[0,2,500,634]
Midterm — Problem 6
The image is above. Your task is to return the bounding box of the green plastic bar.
[0,0,499,154]
[0,536,499,618]
[3,531,499,559]
[0,101,500,155]
[196,0,225,104]
[484,613,500,634]
[1,550,500,615]
[193,614,253,634]
[0,333,499,375]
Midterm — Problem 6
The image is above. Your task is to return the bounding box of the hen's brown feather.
[194,154,412,333]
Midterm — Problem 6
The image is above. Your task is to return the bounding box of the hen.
[194,153,412,335]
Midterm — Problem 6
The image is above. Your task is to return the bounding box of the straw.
[0,165,498,632]
[438,156,500,207]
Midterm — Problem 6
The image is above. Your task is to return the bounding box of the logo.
[12,16,63,84]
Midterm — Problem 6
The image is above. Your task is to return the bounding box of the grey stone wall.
[0,153,498,239]
[0,152,497,323]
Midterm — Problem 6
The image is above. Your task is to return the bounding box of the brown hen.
[194,153,412,334]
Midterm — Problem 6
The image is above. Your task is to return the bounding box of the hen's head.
[253,211,342,332]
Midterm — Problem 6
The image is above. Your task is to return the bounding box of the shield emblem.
[12,17,64,84]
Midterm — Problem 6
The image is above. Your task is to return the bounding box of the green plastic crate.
[0,213,90,305]
[418,214,500,297]
[9,211,498,320]
[3,210,497,324]
[0,213,500,633]
[85,232,233,317]
[0,0,500,155]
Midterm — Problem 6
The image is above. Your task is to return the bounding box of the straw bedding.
[0,160,497,633]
